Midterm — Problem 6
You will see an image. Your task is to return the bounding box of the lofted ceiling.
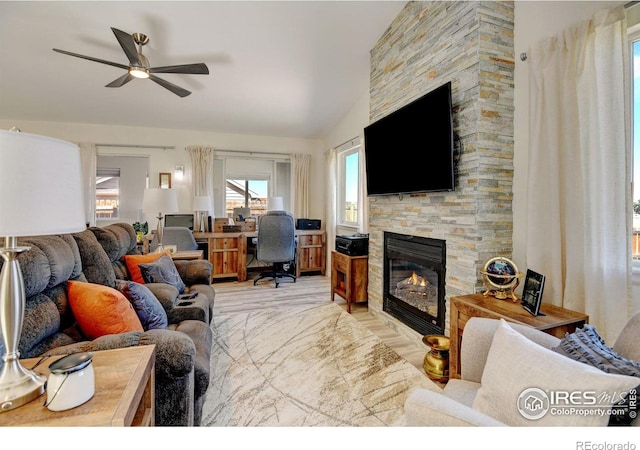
[0,1,406,139]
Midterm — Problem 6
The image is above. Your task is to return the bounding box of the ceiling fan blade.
[111,27,142,66]
[53,48,129,70]
[149,63,209,75]
[105,73,134,88]
[149,74,191,97]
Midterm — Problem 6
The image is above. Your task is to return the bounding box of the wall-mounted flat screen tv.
[364,81,454,196]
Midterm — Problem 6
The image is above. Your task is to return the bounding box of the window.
[96,168,120,219]
[337,142,360,227]
[225,178,269,217]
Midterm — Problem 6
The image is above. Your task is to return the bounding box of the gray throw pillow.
[138,254,186,294]
[115,279,168,331]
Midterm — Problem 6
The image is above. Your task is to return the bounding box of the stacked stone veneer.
[368,1,515,342]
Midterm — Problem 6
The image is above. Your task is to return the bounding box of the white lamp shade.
[267,197,284,211]
[142,188,178,214]
[193,196,211,211]
[0,130,85,236]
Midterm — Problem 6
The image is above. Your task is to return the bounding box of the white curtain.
[326,148,337,264]
[291,153,310,218]
[525,6,630,343]
[186,145,215,228]
[358,137,369,234]
[78,142,97,227]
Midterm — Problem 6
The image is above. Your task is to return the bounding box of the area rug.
[201,302,440,426]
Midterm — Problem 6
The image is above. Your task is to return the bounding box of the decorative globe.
[485,257,517,287]
[480,257,523,301]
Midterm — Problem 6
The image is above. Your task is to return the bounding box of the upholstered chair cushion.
[72,229,117,288]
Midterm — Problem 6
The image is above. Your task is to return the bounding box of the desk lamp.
[193,196,211,232]
[143,188,178,251]
[0,130,85,412]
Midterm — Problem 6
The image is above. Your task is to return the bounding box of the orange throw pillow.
[123,250,171,284]
[67,280,144,339]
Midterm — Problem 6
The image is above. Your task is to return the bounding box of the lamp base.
[0,358,46,412]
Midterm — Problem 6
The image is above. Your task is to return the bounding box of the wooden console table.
[449,294,588,379]
[2,345,155,426]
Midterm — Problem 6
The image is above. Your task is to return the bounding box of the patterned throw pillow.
[138,254,186,294]
[115,280,168,331]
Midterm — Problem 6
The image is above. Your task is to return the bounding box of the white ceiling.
[0,1,406,139]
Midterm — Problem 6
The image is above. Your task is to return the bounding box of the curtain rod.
[216,148,292,157]
[520,2,636,63]
[96,143,175,150]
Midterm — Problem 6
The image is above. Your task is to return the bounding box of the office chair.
[149,226,199,252]
[253,211,297,288]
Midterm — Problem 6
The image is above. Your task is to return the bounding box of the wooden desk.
[194,229,326,282]
[449,294,588,379]
[194,232,247,281]
[2,345,155,426]
[171,250,204,260]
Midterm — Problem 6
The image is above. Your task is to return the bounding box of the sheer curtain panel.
[291,153,310,219]
[186,145,214,214]
[525,5,631,342]
[78,142,97,226]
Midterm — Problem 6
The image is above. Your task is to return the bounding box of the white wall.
[0,119,325,228]
[512,0,625,270]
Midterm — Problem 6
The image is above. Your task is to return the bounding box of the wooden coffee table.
[1,345,155,426]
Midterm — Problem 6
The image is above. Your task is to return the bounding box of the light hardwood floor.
[211,273,430,375]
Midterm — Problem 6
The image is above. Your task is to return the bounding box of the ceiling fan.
[53,27,209,97]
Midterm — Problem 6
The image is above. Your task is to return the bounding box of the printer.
[335,233,369,256]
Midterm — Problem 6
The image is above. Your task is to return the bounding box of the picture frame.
[164,245,177,254]
[159,172,172,189]
[521,269,546,316]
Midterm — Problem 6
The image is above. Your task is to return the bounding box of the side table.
[1,345,155,426]
[449,294,588,379]
[330,251,368,313]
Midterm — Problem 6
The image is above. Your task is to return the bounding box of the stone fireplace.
[384,232,446,335]
[367,1,515,343]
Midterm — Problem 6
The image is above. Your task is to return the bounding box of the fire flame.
[409,271,427,287]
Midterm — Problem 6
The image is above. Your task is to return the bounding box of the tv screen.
[364,82,454,196]
[164,214,195,230]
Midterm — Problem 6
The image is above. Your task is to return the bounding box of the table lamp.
[193,196,211,232]
[267,197,284,212]
[142,188,178,251]
[0,129,85,412]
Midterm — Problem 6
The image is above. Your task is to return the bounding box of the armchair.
[405,314,640,427]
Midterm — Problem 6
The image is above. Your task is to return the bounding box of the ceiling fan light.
[129,67,149,79]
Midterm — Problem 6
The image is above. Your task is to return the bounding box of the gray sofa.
[0,223,215,426]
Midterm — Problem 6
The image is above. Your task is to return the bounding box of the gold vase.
[422,334,450,383]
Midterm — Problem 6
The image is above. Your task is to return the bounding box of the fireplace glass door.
[389,259,439,320]
[383,232,446,335]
